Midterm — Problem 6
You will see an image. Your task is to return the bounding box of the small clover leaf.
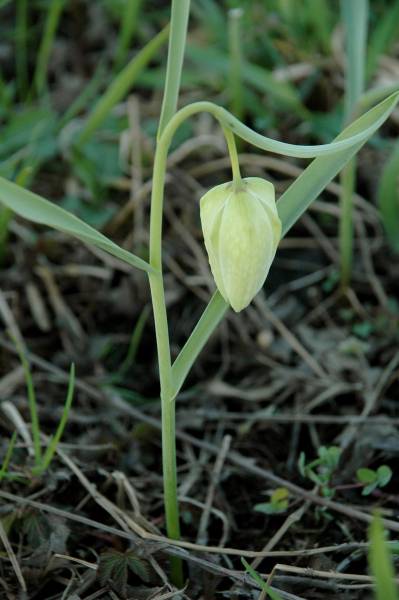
[357,465,392,496]
[255,488,289,515]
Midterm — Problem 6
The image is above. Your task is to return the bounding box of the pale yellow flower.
[200,177,281,312]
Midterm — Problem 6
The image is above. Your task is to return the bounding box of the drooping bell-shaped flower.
[200,177,281,312]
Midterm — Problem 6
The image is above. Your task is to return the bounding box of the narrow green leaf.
[38,363,75,473]
[114,0,143,70]
[241,558,283,600]
[171,290,228,398]
[0,432,17,482]
[0,176,155,274]
[367,2,399,80]
[78,24,169,144]
[341,0,368,120]
[32,0,65,96]
[377,141,399,252]
[368,513,398,600]
[186,44,304,116]
[158,0,190,137]
[278,91,399,235]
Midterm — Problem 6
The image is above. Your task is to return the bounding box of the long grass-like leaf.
[278,92,398,235]
[367,2,399,80]
[241,558,283,600]
[78,25,169,144]
[0,177,155,274]
[171,291,228,398]
[114,0,143,70]
[38,363,75,473]
[341,0,368,121]
[377,141,399,252]
[186,45,304,116]
[339,0,368,286]
[16,0,28,98]
[228,8,244,123]
[157,0,190,137]
[32,0,65,96]
[368,513,398,600]
[0,432,17,482]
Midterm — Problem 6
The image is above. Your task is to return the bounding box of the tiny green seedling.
[254,487,289,516]
[357,465,392,496]
[13,336,75,476]
[298,446,341,498]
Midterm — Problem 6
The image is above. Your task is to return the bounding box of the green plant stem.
[157,0,190,138]
[228,8,244,125]
[223,125,241,185]
[339,159,356,288]
[339,0,368,289]
[14,340,42,465]
[0,432,17,482]
[0,206,12,264]
[149,0,190,587]
[32,0,65,97]
[149,127,182,587]
[16,0,28,99]
[77,24,169,145]
[114,0,143,70]
[35,363,75,475]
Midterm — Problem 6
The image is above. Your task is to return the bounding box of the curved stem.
[159,96,398,159]
[222,125,241,185]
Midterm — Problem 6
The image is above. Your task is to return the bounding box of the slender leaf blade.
[377,141,399,252]
[78,24,169,144]
[0,176,154,274]
[278,91,399,235]
[368,513,398,600]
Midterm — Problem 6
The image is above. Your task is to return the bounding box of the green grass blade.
[114,0,143,70]
[58,61,107,129]
[0,206,12,263]
[16,0,28,99]
[0,176,155,274]
[341,0,368,121]
[367,2,399,80]
[0,432,17,482]
[171,291,228,398]
[32,0,65,96]
[241,558,283,600]
[186,45,304,116]
[228,8,244,124]
[157,0,190,137]
[78,24,169,145]
[377,141,399,252]
[368,513,398,600]
[118,306,151,375]
[278,91,399,235]
[339,0,368,287]
[14,338,42,465]
[38,363,75,473]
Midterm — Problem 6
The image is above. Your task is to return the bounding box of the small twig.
[196,434,231,546]
[0,518,27,591]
